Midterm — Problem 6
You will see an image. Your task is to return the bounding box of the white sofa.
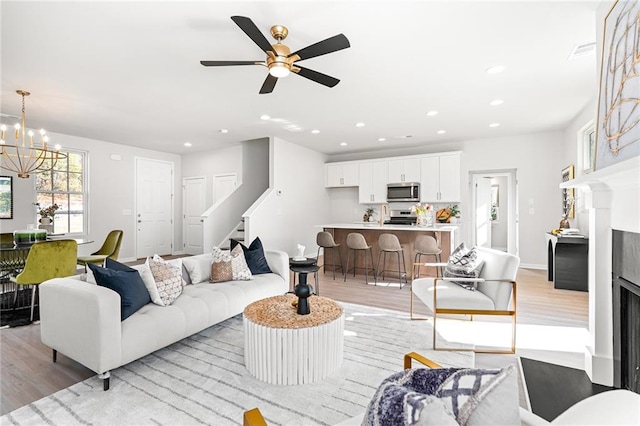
[39,250,290,390]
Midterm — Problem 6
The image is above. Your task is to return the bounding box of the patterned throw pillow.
[444,243,484,290]
[210,246,252,283]
[146,254,184,306]
[363,365,520,425]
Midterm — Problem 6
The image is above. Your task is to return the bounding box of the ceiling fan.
[200,16,350,94]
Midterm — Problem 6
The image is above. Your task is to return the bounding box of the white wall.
[325,130,568,267]
[248,137,330,258]
[181,144,243,209]
[5,131,182,260]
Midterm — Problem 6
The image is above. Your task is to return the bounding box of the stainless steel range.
[384,209,417,226]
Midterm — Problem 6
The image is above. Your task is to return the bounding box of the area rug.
[1,302,474,426]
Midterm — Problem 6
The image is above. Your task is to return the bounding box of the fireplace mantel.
[557,156,639,386]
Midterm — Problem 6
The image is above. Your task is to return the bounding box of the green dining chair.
[11,239,78,322]
[77,230,123,270]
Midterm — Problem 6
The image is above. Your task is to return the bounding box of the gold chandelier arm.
[0,90,66,178]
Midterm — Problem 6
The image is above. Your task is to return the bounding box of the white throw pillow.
[182,254,213,284]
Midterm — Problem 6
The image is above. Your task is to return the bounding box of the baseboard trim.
[519,263,546,270]
[117,257,137,263]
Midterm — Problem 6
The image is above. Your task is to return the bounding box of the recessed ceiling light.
[489,99,504,106]
[355,122,365,127]
[184,142,192,147]
[260,115,271,120]
[378,138,386,142]
[340,142,348,146]
[311,129,320,134]
[219,129,229,133]
[426,111,439,116]
[437,130,447,134]
[486,65,506,74]
[489,123,500,128]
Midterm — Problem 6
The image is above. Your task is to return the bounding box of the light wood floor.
[0,265,587,416]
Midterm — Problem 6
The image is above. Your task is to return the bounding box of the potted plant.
[363,207,374,223]
[38,203,60,225]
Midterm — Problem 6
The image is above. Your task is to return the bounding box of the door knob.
[137,220,142,223]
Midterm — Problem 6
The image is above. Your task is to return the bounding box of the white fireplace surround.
[561,156,640,386]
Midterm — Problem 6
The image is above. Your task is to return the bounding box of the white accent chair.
[411,246,520,353]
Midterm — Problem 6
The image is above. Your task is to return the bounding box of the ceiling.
[1,1,598,156]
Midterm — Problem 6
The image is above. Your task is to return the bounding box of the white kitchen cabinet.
[388,158,420,183]
[326,163,358,187]
[359,161,388,203]
[420,153,461,202]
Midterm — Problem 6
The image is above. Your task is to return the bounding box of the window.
[581,122,595,174]
[36,150,87,234]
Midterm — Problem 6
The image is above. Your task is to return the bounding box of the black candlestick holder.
[294,274,312,315]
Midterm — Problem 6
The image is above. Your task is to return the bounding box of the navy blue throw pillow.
[105,257,135,272]
[230,237,272,275]
[88,262,151,321]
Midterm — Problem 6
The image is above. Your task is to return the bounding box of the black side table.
[545,233,589,291]
[289,258,320,296]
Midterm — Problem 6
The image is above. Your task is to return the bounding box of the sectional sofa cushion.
[87,262,151,320]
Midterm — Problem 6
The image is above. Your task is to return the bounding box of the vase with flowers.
[411,203,433,227]
[38,203,60,225]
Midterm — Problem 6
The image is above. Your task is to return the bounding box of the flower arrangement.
[363,207,375,222]
[411,203,432,216]
[448,204,461,218]
[38,203,60,219]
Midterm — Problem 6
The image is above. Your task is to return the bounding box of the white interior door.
[183,176,206,255]
[474,177,493,248]
[136,158,173,258]
[213,173,237,203]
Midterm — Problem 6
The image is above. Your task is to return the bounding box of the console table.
[545,233,589,291]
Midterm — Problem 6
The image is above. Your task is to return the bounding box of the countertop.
[320,223,460,232]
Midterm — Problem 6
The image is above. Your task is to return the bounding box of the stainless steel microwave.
[387,182,420,202]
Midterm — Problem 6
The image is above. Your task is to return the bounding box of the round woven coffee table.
[243,294,344,385]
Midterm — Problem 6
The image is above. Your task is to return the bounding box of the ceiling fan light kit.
[201,16,350,94]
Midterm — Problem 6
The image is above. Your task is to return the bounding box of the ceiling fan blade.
[231,16,274,54]
[289,34,350,61]
[200,60,261,66]
[294,66,340,88]
[259,74,278,94]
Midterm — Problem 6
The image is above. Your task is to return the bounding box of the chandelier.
[0,90,66,178]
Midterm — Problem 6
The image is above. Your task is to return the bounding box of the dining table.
[0,237,93,311]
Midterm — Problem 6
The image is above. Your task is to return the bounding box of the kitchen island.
[320,223,461,280]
